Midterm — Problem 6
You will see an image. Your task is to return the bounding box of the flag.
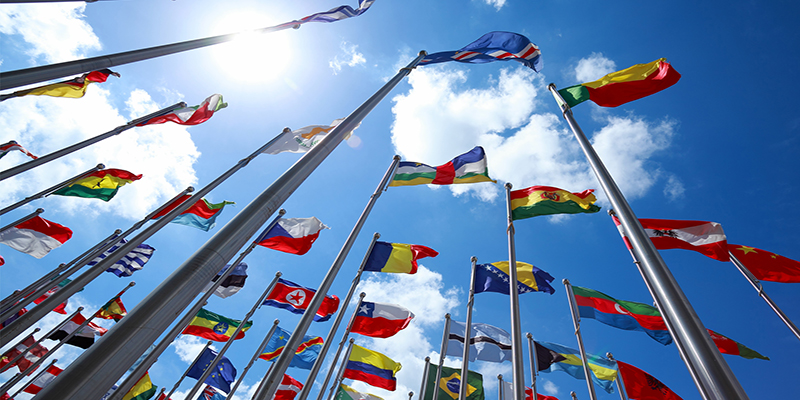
[389,147,496,187]
[639,218,729,261]
[182,308,252,341]
[264,119,359,154]
[343,344,402,391]
[571,285,672,345]
[536,341,617,393]
[419,31,541,72]
[617,361,683,400]
[97,294,128,322]
[200,385,225,400]
[0,140,37,160]
[263,278,340,322]
[48,312,107,349]
[474,261,555,295]
[33,278,72,314]
[533,341,567,371]
[0,333,48,373]
[558,58,680,108]
[351,301,414,338]
[255,217,329,255]
[122,372,158,400]
[509,185,600,220]
[0,216,73,258]
[707,329,769,360]
[277,0,375,27]
[336,384,384,400]
[0,69,120,102]
[1,307,26,328]
[275,374,304,400]
[422,363,484,400]
[152,195,235,231]
[51,168,142,201]
[446,321,512,363]
[728,243,800,283]
[500,382,560,400]
[363,241,438,274]
[138,94,227,126]
[259,326,324,370]
[187,347,237,393]
[203,262,248,298]
[23,364,63,394]
[87,238,156,277]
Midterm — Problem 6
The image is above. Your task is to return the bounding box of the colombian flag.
[182,308,252,342]
[363,241,438,274]
[343,344,402,391]
[53,169,142,202]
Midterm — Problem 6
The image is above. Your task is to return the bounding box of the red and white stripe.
[453,51,481,61]
[273,374,303,400]
[0,216,73,259]
[639,218,729,261]
[60,312,108,338]
[23,364,63,394]
[0,142,38,160]
[488,42,540,60]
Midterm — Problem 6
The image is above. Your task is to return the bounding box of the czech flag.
[255,217,329,255]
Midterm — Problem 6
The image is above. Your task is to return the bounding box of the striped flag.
[0,140,37,160]
[275,374,303,400]
[23,364,63,394]
[48,312,108,349]
[87,238,155,277]
[277,0,375,27]
[0,216,73,259]
[418,31,542,72]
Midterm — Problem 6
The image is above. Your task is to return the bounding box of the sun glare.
[212,13,295,84]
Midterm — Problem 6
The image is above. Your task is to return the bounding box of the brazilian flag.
[423,363,484,400]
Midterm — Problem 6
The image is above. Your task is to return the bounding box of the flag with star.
[187,347,237,393]
[423,363,484,400]
[728,243,800,283]
[473,261,555,295]
[258,326,324,369]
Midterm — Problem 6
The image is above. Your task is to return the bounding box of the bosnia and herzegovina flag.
[363,241,438,274]
[389,147,496,187]
[0,69,120,102]
[52,168,142,202]
[510,185,600,220]
[536,340,618,394]
[419,31,542,72]
[558,58,680,108]
[342,344,402,391]
[474,261,555,295]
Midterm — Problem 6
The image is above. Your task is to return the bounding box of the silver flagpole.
[504,183,526,400]
[7,357,59,399]
[0,103,185,181]
[0,163,103,216]
[251,362,276,400]
[299,233,381,400]
[562,279,597,400]
[409,392,414,400]
[315,292,366,400]
[728,251,800,341]
[0,208,43,234]
[498,374,505,400]
[548,84,748,400]
[525,333,538,400]
[164,340,213,400]
[418,356,431,400]
[184,273,282,400]
[225,319,280,400]
[458,257,478,400]
[432,314,451,400]
[571,391,578,400]
[325,339,355,400]
[605,353,627,400]
[0,328,40,374]
[0,309,81,373]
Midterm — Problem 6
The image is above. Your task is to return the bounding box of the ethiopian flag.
[558,58,680,108]
[182,308,252,342]
[510,185,600,220]
[52,168,142,201]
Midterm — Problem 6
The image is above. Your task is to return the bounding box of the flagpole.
[562,279,597,400]
[498,374,505,400]
[504,183,526,400]
[409,391,414,400]
[432,313,451,400]
[548,84,749,400]
[164,340,213,400]
[525,333,538,400]
[315,292,366,400]
[184,273,282,400]
[298,233,381,400]
[251,362,276,400]
[605,353,628,400]
[728,251,800,341]
[0,328,40,374]
[325,338,355,400]
[0,309,81,374]
[0,103,185,181]
[571,391,578,400]
[0,208,43,234]
[0,163,104,216]
[7,358,59,399]
[418,356,431,400]
[458,257,478,400]
[225,319,280,400]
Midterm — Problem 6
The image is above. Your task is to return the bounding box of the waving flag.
[0,69,120,102]
[23,364,63,394]
[122,372,157,400]
[422,363,484,400]
[1,141,38,160]
[33,278,72,314]
[707,329,768,360]
[200,385,225,400]
[343,344,402,391]
[87,238,155,277]
[510,186,600,220]
[187,347,237,393]
[533,341,567,371]
[364,241,438,274]
[259,326,324,369]
[97,292,128,322]
[152,195,235,231]
[138,94,226,126]
[276,0,375,28]
[419,31,541,72]
[0,333,48,373]
[536,341,618,393]
[728,244,800,283]
[182,308,252,341]
[275,374,304,400]
[617,361,683,400]
[264,119,359,154]
[203,262,248,298]
[474,261,555,295]
[639,218,729,261]
[336,384,384,400]
[52,168,142,201]
[255,217,329,255]
[351,301,414,338]
[390,147,495,187]
[0,216,73,258]
[263,278,340,322]
[446,321,512,363]
[48,312,108,349]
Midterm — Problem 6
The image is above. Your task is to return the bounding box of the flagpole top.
[497,374,503,379]
[128,281,136,287]
[359,292,366,298]
[114,229,122,234]
[273,319,280,325]
[95,163,105,170]
[349,338,354,343]
[186,186,195,193]
[425,356,430,362]
[526,332,532,339]
[445,313,450,319]
[77,306,84,311]
[419,50,428,56]
[283,127,292,133]
[33,327,41,333]
[393,155,401,161]
[607,209,616,216]
[35,208,44,214]
[373,232,381,239]
[562,278,570,285]
[275,271,282,277]
[278,208,286,216]
[605,352,615,360]
[504,182,512,190]
[470,256,477,262]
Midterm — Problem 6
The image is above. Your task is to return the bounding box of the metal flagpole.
[225,319,280,400]
[504,183,526,400]
[184,274,282,400]
[298,233,381,400]
[7,358,59,399]
[728,251,800,341]
[526,333,538,400]
[0,328,40,374]
[0,164,103,216]
[314,292,367,400]
[458,257,478,400]
[418,356,431,400]
[325,339,355,400]
[0,208,43,234]
[571,391,579,400]
[409,392,414,400]
[251,362,276,400]
[605,353,628,400]
[0,187,193,342]
[432,314,451,400]
[548,84,749,400]
[498,374,505,400]
[38,53,425,400]
[0,103,185,181]
[0,309,81,373]
[562,279,597,400]
[164,340,213,400]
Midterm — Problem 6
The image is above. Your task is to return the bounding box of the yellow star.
[771,254,778,259]
[736,245,757,255]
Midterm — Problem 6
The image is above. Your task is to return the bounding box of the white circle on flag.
[286,289,306,306]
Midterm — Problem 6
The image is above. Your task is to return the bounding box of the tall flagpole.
[458,257,478,400]
[315,292,366,400]
[498,374,505,400]
[0,163,103,216]
[0,103,185,181]
[418,356,431,400]
[504,183,526,400]
[562,279,598,400]
[605,353,628,400]
[225,319,281,400]
[164,340,213,400]
[525,333,538,400]
[0,208,43,234]
[298,233,380,400]
[325,339,356,400]
[548,84,749,400]
[432,313,451,400]
[728,251,800,341]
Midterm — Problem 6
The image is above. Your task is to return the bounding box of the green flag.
[423,363,484,400]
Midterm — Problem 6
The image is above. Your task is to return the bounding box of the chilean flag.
[0,216,72,258]
[255,217,329,255]
[639,218,729,261]
[351,301,414,338]
[262,278,340,322]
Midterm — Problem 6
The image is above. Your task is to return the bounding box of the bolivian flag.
[53,168,142,202]
[182,308,252,342]
[510,185,600,220]
[0,69,120,102]
[122,372,157,400]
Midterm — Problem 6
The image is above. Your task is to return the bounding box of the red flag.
[638,218,729,261]
[524,387,560,400]
[617,361,682,400]
[728,244,800,283]
[275,374,303,400]
[23,364,63,394]
[707,329,769,360]
[0,334,48,373]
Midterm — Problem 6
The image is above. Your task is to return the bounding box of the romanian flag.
[0,69,120,102]
[182,308,252,342]
[536,341,618,393]
[474,261,555,295]
[363,241,438,274]
[558,58,680,108]
[123,372,158,400]
[1,141,37,160]
[390,147,496,187]
[138,94,227,126]
[152,195,235,231]
[728,243,800,283]
[510,185,600,220]
[52,168,142,201]
[342,344,402,391]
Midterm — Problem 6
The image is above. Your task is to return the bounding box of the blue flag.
[419,31,542,72]
[259,326,324,369]
[276,0,375,27]
[187,348,237,393]
[88,238,155,277]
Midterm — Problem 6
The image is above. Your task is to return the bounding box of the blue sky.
[1,0,799,399]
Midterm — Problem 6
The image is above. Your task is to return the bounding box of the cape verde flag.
[419,31,542,72]
[263,278,340,321]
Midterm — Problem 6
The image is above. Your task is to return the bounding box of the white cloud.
[663,174,685,201]
[573,53,616,83]
[171,334,213,364]
[542,379,559,395]
[484,0,507,11]
[330,42,366,75]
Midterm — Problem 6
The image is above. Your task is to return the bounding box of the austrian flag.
[639,218,729,261]
[0,216,73,258]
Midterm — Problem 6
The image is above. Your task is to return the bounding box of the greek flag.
[277,0,375,28]
[88,238,155,277]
